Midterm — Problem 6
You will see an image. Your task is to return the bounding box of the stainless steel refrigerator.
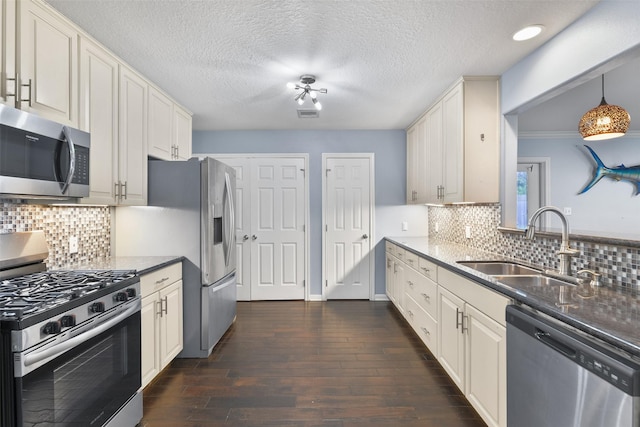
[115,157,236,358]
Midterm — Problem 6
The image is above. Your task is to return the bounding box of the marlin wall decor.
[580,145,640,195]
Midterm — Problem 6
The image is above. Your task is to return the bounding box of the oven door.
[14,304,141,427]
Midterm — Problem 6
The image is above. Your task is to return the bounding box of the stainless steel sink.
[457,261,541,276]
[491,275,575,288]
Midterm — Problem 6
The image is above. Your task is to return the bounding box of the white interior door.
[215,156,307,301]
[323,154,374,300]
[250,158,306,300]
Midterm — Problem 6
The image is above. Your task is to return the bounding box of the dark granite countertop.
[386,236,640,359]
[53,256,184,276]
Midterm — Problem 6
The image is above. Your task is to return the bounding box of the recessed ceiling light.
[512,25,544,41]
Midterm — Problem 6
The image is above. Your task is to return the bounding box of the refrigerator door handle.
[224,171,234,267]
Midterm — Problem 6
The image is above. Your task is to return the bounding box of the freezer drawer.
[201,272,237,353]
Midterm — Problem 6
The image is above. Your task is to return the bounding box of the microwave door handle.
[60,126,76,194]
[224,172,233,267]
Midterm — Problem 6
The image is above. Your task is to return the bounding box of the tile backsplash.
[1,202,111,268]
[428,204,639,289]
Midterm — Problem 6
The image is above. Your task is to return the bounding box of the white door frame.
[321,153,375,301]
[202,153,310,301]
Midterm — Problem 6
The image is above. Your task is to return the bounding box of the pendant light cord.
[599,74,607,106]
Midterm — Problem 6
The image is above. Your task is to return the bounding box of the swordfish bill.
[579,145,640,195]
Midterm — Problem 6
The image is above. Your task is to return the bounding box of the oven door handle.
[19,301,140,376]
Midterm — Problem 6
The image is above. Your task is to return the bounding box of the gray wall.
[193,129,428,298]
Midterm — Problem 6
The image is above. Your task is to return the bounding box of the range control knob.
[60,315,76,328]
[89,302,105,313]
[125,288,137,298]
[114,292,128,302]
[43,321,61,335]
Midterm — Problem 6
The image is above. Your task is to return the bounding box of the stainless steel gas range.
[0,231,143,427]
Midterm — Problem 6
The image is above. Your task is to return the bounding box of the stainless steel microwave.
[0,105,90,199]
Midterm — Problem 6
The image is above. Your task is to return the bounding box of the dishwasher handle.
[534,328,577,359]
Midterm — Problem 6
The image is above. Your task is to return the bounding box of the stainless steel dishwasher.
[506,305,640,427]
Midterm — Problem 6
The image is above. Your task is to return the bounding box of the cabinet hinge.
[303,280,305,288]
[325,224,328,232]
[326,168,331,176]
[325,280,328,288]
[303,224,305,232]
[300,168,305,177]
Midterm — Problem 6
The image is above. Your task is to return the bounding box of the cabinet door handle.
[461,314,469,333]
[5,77,16,102]
[455,308,463,330]
[420,327,430,336]
[122,181,128,200]
[421,293,430,302]
[20,78,32,107]
[408,281,414,288]
[156,300,162,317]
[162,296,168,315]
[115,182,120,199]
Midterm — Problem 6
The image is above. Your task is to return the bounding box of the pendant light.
[578,74,630,141]
[287,75,327,111]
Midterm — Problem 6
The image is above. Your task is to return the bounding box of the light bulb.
[310,91,317,99]
[297,91,306,105]
[312,98,322,110]
[512,25,544,41]
[286,82,296,89]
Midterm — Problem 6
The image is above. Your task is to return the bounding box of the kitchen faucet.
[525,206,580,276]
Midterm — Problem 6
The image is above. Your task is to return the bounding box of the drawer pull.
[421,293,430,302]
[407,259,414,264]
[421,267,430,273]
[408,281,414,288]
[420,327,430,336]
[155,277,169,285]
[408,310,414,319]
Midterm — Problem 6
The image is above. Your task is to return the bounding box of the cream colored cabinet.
[147,86,174,160]
[437,267,509,427]
[18,0,78,126]
[173,105,192,160]
[404,264,438,354]
[147,89,193,161]
[0,0,16,107]
[406,115,428,204]
[406,76,499,204]
[386,255,405,311]
[140,262,183,389]
[118,65,148,205]
[78,37,119,204]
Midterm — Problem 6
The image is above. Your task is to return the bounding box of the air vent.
[297,109,319,119]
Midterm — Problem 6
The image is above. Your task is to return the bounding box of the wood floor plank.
[140,301,486,426]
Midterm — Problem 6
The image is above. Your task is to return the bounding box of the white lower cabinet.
[384,241,508,427]
[140,262,183,389]
[438,267,508,427]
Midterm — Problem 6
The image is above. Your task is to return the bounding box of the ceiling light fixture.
[287,75,327,111]
[579,74,630,141]
[512,25,544,41]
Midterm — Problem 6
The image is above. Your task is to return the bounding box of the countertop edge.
[385,236,640,359]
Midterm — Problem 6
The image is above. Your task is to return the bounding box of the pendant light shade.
[579,75,630,141]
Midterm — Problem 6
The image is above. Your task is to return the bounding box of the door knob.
[243,235,249,241]
[362,234,368,239]
[252,235,257,240]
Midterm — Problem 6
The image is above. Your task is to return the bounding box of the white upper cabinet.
[0,0,17,107]
[18,0,78,126]
[148,87,193,161]
[406,76,500,204]
[147,86,174,160]
[78,37,119,205]
[118,65,148,206]
[173,105,192,160]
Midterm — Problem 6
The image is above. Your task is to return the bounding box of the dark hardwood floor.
[140,301,487,427]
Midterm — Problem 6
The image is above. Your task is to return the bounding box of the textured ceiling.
[46,0,598,131]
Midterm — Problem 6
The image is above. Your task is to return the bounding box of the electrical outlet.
[435,222,439,232]
[563,207,572,216]
[465,226,471,239]
[69,236,78,254]
[401,221,408,231]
